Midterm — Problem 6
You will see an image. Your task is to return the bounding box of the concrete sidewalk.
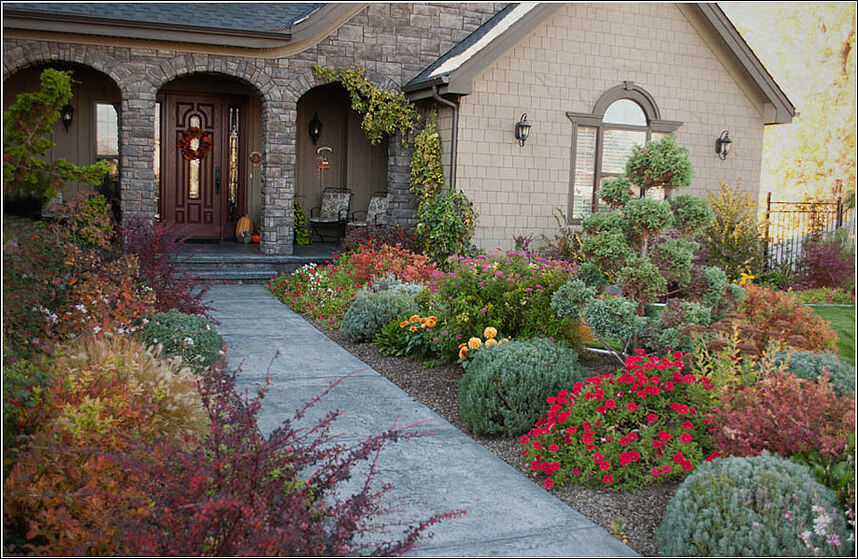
[209,284,638,557]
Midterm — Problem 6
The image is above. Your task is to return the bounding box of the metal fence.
[763,193,854,272]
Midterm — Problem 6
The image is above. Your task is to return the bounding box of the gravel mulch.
[313,321,676,557]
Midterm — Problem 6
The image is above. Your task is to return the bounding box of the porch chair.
[349,192,389,228]
[309,187,352,242]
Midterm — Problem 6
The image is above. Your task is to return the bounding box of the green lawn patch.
[809,305,856,365]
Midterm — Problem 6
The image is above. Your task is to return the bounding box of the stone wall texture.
[452,2,768,250]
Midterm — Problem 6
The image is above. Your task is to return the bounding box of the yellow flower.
[485,338,498,346]
[458,346,469,359]
[409,315,420,324]
[738,271,755,287]
[468,337,483,350]
[483,326,498,339]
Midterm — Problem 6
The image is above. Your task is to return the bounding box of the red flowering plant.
[520,349,718,491]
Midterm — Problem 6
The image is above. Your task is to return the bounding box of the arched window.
[566,82,682,221]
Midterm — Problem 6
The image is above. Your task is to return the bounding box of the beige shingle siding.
[453,3,766,251]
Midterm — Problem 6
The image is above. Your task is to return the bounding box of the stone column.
[387,138,418,227]
[118,83,157,224]
[260,98,295,255]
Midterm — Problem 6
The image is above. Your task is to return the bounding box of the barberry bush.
[347,243,438,286]
[797,237,855,290]
[707,371,855,459]
[657,453,853,557]
[521,350,717,492]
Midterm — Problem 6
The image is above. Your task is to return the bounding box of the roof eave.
[2,7,293,49]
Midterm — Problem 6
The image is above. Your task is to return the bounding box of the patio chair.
[349,192,388,228]
[309,187,352,242]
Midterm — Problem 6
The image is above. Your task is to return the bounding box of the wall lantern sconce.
[715,130,732,160]
[308,112,322,144]
[515,113,531,147]
[60,104,75,132]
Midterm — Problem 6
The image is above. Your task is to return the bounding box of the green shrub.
[415,189,478,265]
[617,255,667,304]
[773,350,855,395]
[657,453,853,557]
[137,309,225,373]
[581,210,625,236]
[584,296,647,347]
[458,338,584,437]
[624,134,692,197]
[651,237,699,286]
[340,290,418,342]
[668,194,714,235]
[550,279,596,320]
[597,176,633,209]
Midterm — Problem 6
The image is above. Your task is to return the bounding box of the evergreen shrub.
[773,350,855,395]
[138,309,225,373]
[657,453,853,557]
[458,338,584,437]
[340,290,418,342]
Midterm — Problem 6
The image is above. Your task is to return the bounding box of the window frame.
[566,82,682,223]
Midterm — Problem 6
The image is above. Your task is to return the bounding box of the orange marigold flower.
[400,321,409,328]
[458,342,467,349]
[458,346,469,359]
[409,315,420,323]
[468,337,482,350]
[484,326,498,339]
[485,338,499,346]
[425,317,437,328]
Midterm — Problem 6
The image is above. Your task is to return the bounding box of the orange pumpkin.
[235,216,253,238]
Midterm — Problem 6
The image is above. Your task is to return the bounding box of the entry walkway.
[209,284,638,557]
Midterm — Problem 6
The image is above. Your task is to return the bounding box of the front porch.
[178,240,339,283]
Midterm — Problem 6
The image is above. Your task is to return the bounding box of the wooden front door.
[161,92,246,238]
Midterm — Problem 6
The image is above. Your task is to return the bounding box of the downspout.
[431,84,458,191]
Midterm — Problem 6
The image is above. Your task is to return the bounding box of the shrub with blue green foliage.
[774,351,855,395]
[458,338,585,437]
[340,289,418,342]
[658,453,853,557]
[137,309,224,373]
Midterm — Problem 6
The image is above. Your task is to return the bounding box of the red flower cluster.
[521,350,716,491]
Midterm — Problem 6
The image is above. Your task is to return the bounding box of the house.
[3,2,794,255]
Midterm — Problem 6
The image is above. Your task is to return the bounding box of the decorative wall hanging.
[178,127,212,161]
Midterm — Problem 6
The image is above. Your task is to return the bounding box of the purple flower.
[480,308,488,314]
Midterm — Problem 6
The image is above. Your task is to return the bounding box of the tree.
[721,3,856,205]
[3,68,110,205]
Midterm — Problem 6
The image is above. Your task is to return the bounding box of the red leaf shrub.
[708,283,838,355]
[341,225,420,254]
[521,350,718,491]
[348,243,438,285]
[797,238,855,289]
[708,371,855,459]
[120,218,215,318]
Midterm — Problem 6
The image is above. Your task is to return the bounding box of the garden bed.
[313,320,675,557]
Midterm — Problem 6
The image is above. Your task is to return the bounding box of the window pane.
[572,126,597,220]
[603,99,646,126]
[602,128,647,174]
[228,106,240,222]
[154,102,161,220]
[96,103,118,156]
[188,115,200,200]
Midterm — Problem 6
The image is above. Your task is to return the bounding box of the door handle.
[215,167,221,195]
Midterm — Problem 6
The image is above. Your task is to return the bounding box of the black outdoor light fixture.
[716,130,732,160]
[60,104,75,132]
[515,113,531,147]
[308,112,322,144]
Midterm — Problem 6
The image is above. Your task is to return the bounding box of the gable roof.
[403,2,795,124]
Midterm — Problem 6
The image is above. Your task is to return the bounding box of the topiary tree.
[3,68,110,205]
[553,136,740,358]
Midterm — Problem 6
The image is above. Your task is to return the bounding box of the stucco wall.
[453,2,767,251]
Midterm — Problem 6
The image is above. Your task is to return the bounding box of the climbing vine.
[409,110,444,206]
[312,65,418,144]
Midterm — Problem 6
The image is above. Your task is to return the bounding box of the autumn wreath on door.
[178,127,213,161]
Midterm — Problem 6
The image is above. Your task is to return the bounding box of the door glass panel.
[96,103,118,156]
[188,115,201,200]
[154,102,161,220]
[571,126,597,220]
[228,106,240,221]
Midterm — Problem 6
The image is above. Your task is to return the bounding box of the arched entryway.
[3,62,121,218]
[296,82,389,233]
[157,73,263,240]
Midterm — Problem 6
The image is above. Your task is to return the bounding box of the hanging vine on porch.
[312,65,418,145]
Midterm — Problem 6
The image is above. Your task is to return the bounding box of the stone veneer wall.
[3,3,506,254]
[451,2,768,251]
